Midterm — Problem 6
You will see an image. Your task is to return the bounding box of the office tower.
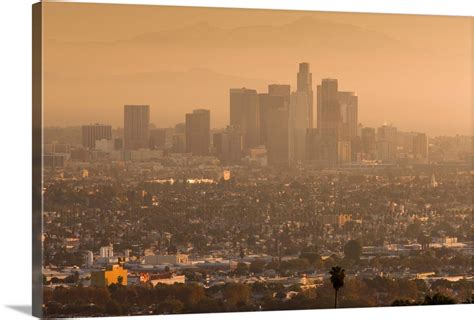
[124,105,150,150]
[214,126,243,163]
[174,122,185,134]
[230,88,260,149]
[172,134,186,153]
[338,91,358,140]
[268,84,291,105]
[361,127,376,160]
[376,124,398,162]
[306,129,322,162]
[185,109,210,155]
[351,135,362,162]
[114,138,123,150]
[296,63,314,129]
[213,132,223,155]
[317,79,343,137]
[264,84,291,164]
[82,124,112,149]
[266,102,289,165]
[337,140,352,164]
[259,93,285,145]
[149,128,167,149]
[413,133,428,159]
[403,132,428,160]
[289,91,310,164]
[306,129,338,164]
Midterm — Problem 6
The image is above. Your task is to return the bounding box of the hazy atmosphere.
[42,2,472,135]
[38,3,474,318]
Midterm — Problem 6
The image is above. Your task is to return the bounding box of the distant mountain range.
[42,16,470,136]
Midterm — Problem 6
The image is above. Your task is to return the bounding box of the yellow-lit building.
[91,264,128,287]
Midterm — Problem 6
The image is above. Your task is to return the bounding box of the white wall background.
[0,1,472,319]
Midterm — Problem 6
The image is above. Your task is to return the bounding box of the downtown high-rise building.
[213,126,243,163]
[149,128,167,149]
[361,127,377,160]
[259,89,289,165]
[259,93,286,146]
[376,124,398,162]
[230,88,260,150]
[185,109,210,155]
[124,105,150,150]
[296,63,314,129]
[338,91,358,140]
[289,91,310,164]
[268,84,291,106]
[402,132,428,160]
[81,123,112,149]
[317,79,342,137]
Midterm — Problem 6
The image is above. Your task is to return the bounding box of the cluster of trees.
[43,282,255,317]
[43,265,470,317]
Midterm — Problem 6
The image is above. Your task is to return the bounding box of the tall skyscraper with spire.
[296,62,313,129]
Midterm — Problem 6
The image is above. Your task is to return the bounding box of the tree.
[329,266,345,308]
[105,299,122,315]
[73,271,80,284]
[299,251,321,265]
[223,283,251,307]
[158,298,184,314]
[235,262,249,275]
[343,240,362,261]
[423,293,456,305]
[392,299,417,306]
[249,259,266,274]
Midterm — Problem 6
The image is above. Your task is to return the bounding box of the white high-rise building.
[99,245,114,258]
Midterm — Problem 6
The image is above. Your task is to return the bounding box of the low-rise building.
[91,264,128,287]
[143,254,189,265]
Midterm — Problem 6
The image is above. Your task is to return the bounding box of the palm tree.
[329,266,345,308]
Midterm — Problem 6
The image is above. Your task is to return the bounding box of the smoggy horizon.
[42,2,473,136]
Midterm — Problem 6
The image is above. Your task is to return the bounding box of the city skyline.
[43,64,433,168]
[43,69,469,139]
[36,3,473,318]
[42,2,472,136]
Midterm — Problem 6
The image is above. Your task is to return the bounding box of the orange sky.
[42,2,473,136]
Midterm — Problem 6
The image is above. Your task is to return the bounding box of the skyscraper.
[263,84,291,165]
[213,126,243,163]
[317,79,342,137]
[230,88,260,150]
[185,109,210,155]
[289,91,310,164]
[403,132,428,160]
[259,93,285,145]
[268,84,291,106]
[338,91,358,140]
[361,127,377,160]
[376,124,398,162]
[296,63,313,129]
[149,128,167,149]
[81,124,112,149]
[124,105,150,150]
